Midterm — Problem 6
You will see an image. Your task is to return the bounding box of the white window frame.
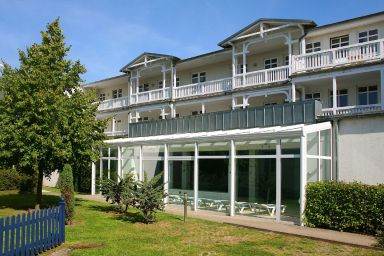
[237,64,248,74]
[139,84,149,93]
[176,77,180,87]
[305,92,321,101]
[329,89,348,107]
[305,42,321,53]
[158,81,163,89]
[191,72,206,84]
[330,35,349,49]
[99,93,106,101]
[358,29,378,43]
[112,89,122,98]
[284,56,289,66]
[357,85,378,105]
[264,58,278,69]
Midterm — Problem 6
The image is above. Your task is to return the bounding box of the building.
[84,11,384,225]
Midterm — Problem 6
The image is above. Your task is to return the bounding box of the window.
[264,102,277,106]
[330,35,349,48]
[284,56,289,66]
[99,93,106,101]
[358,86,378,105]
[176,77,180,87]
[358,29,378,43]
[237,64,248,74]
[138,117,149,122]
[139,84,149,92]
[305,42,321,53]
[192,72,206,83]
[264,58,278,69]
[329,89,348,107]
[192,111,202,115]
[305,93,321,101]
[158,81,163,89]
[112,89,122,98]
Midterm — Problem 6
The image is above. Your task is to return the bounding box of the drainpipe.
[298,25,307,55]
[332,119,339,181]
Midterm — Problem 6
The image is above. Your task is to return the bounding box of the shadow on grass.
[0,193,60,212]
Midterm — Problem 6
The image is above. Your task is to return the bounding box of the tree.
[59,164,75,224]
[0,18,107,208]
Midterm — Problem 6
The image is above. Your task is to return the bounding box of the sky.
[0,0,383,83]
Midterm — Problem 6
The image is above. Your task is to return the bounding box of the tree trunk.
[35,169,44,209]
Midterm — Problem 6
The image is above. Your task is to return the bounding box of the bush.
[0,168,24,191]
[59,164,75,225]
[305,181,384,236]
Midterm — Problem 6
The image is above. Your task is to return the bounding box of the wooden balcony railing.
[174,77,232,99]
[321,104,382,117]
[130,87,171,104]
[233,66,290,88]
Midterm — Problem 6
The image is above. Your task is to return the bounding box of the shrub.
[59,164,75,225]
[305,181,384,236]
[0,168,24,191]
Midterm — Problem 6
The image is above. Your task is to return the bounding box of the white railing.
[322,104,382,116]
[130,87,171,104]
[104,130,128,136]
[98,96,129,111]
[293,39,384,73]
[174,77,232,99]
[233,65,290,89]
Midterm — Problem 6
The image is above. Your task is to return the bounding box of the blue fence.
[0,198,65,256]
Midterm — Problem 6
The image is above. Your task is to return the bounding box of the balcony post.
[229,139,236,216]
[164,143,169,203]
[291,82,296,102]
[91,162,96,195]
[112,116,116,136]
[117,145,121,182]
[287,33,292,76]
[332,76,337,114]
[128,75,132,106]
[136,71,140,104]
[201,102,206,114]
[162,63,166,99]
[300,134,307,226]
[242,42,247,86]
[231,44,236,88]
[128,112,132,137]
[193,142,198,211]
[381,68,384,110]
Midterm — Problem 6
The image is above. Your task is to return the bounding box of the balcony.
[130,87,171,104]
[98,96,129,111]
[292,39,384,73]
[174,77,232,99]
[233,66,290,89]
[321,104,382,117]
[105,130,128,137]
[128,100,321,138]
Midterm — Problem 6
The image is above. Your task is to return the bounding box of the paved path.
[46,192,380,249]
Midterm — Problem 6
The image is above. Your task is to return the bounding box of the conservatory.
[92,121,332,225]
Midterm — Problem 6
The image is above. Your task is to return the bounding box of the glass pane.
[110,160,118,182]
[236,158,276,219]
[281,158,300,222]
[102,159,108,180]
[236,139,276,155]
[110,147,118,158]
[307,132,319,155]
[321,159,331,181]
[168,160,194,205]
[369,91,378,104]
[102,148,109,157]
[122,158,140,180]
[198,158,229,213]
[199,142,229,156]
[169,143,194,157]
[143,160,164,187]
[143,145,164,158]
[281,138,300,155]
[122,146,140,159]
[339,95,348,107]
[320,130,331,157]
[358,93,367,105]
[307,158,318,182]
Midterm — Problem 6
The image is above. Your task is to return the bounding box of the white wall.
[43,170,59,187]
[338,115,384,184]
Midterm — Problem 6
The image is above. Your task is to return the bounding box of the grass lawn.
[0,190,383,255]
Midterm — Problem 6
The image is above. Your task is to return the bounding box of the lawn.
[0,190,383,256]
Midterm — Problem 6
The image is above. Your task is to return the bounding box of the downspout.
[333,119,339,181]
[298,25,307,55]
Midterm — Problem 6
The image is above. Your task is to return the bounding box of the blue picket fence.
[0,198,65,256]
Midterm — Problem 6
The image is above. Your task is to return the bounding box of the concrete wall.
[337,115,384,184]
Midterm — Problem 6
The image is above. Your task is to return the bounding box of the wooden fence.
[0,198,65,256]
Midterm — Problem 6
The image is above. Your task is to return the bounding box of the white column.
[99,158,103,195]
[170,64,175,100]
[291,83,296,102]
[164,144,169,203]
[170,103,176,118]
[201,102,206,114]
[91,162,96,195]
[112,116,116,135]
[229,140,236,216]
[136,71,140,103]
[117,145,122,181]
[301,87,306,101]
[381,69,384,110]
[287,33,292,75]
[139,145,143,181]
[231,44,236,88]
[332,76,337,114]
[242,42,247,85]
[127,112,132,136]
[300,134,307,226]
[193,143,199,211]
[231,97,236,110]
[128,76,132,106]
[300,38,306,55]
[275,139,282,222]
[160,108,166,120]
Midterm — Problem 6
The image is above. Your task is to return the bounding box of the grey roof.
[82,74,127,87]
[218,18,316,47]
[120,52,180,72]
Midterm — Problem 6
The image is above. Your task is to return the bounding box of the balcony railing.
[130,87,171,104]
[292,39,384,73]
[105,130,128,137]
[128,100,321,138]
[98,96,129,111]
[322,104,382,117]
[233,66,290,89]
[174,77,232,99]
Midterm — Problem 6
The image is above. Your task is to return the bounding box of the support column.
[381,69,384,110]
[91,162,96,195]
[127,112,132,137]
[128,76,132,106]
[99,158,103,195]
[275,139,282,222]
[287,33,292,75]
[300,134,307,226]
[162,64,166,99]
[170,64,175,100]
[231,97,236,110]
[201,102,206,114]
[301,87,306,101]
[291,83,296,102]
[164,144,169,203]
[139,145,143,181]
[231,45,236,88]
[242,42,247,85]
[332,76,337,115]
[170,104,176,118]
[112,116,116,135]
[136,71,140,104]
[117,145,122,181]
[193,143,199,211]
[229,140,236,216]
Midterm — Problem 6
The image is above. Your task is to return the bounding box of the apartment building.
[84,11,384,225]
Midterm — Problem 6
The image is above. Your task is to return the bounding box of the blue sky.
[0,0,383,83]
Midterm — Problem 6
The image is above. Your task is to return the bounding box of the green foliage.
[0,168,25,191]
[305,181,384,236]
[60,164,75,224]
[133,172,166,224]
[0,18,107,206]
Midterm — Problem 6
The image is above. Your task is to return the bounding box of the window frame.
[264,58,278,69]
[329,89,348,107]
[357,85,378,105]
[305,42,321,53]
[112,89,122,98]
[330,35,349,49]
[191,72,206,84]
[305,92,321,101]
[99,93,106,101]
[358,29,378,43]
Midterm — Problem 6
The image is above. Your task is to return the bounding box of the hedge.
[305,181,384,236]
[0,168,24,191]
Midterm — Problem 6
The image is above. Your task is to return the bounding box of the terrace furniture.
[235,202,252,213]
[251,203,286,216]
